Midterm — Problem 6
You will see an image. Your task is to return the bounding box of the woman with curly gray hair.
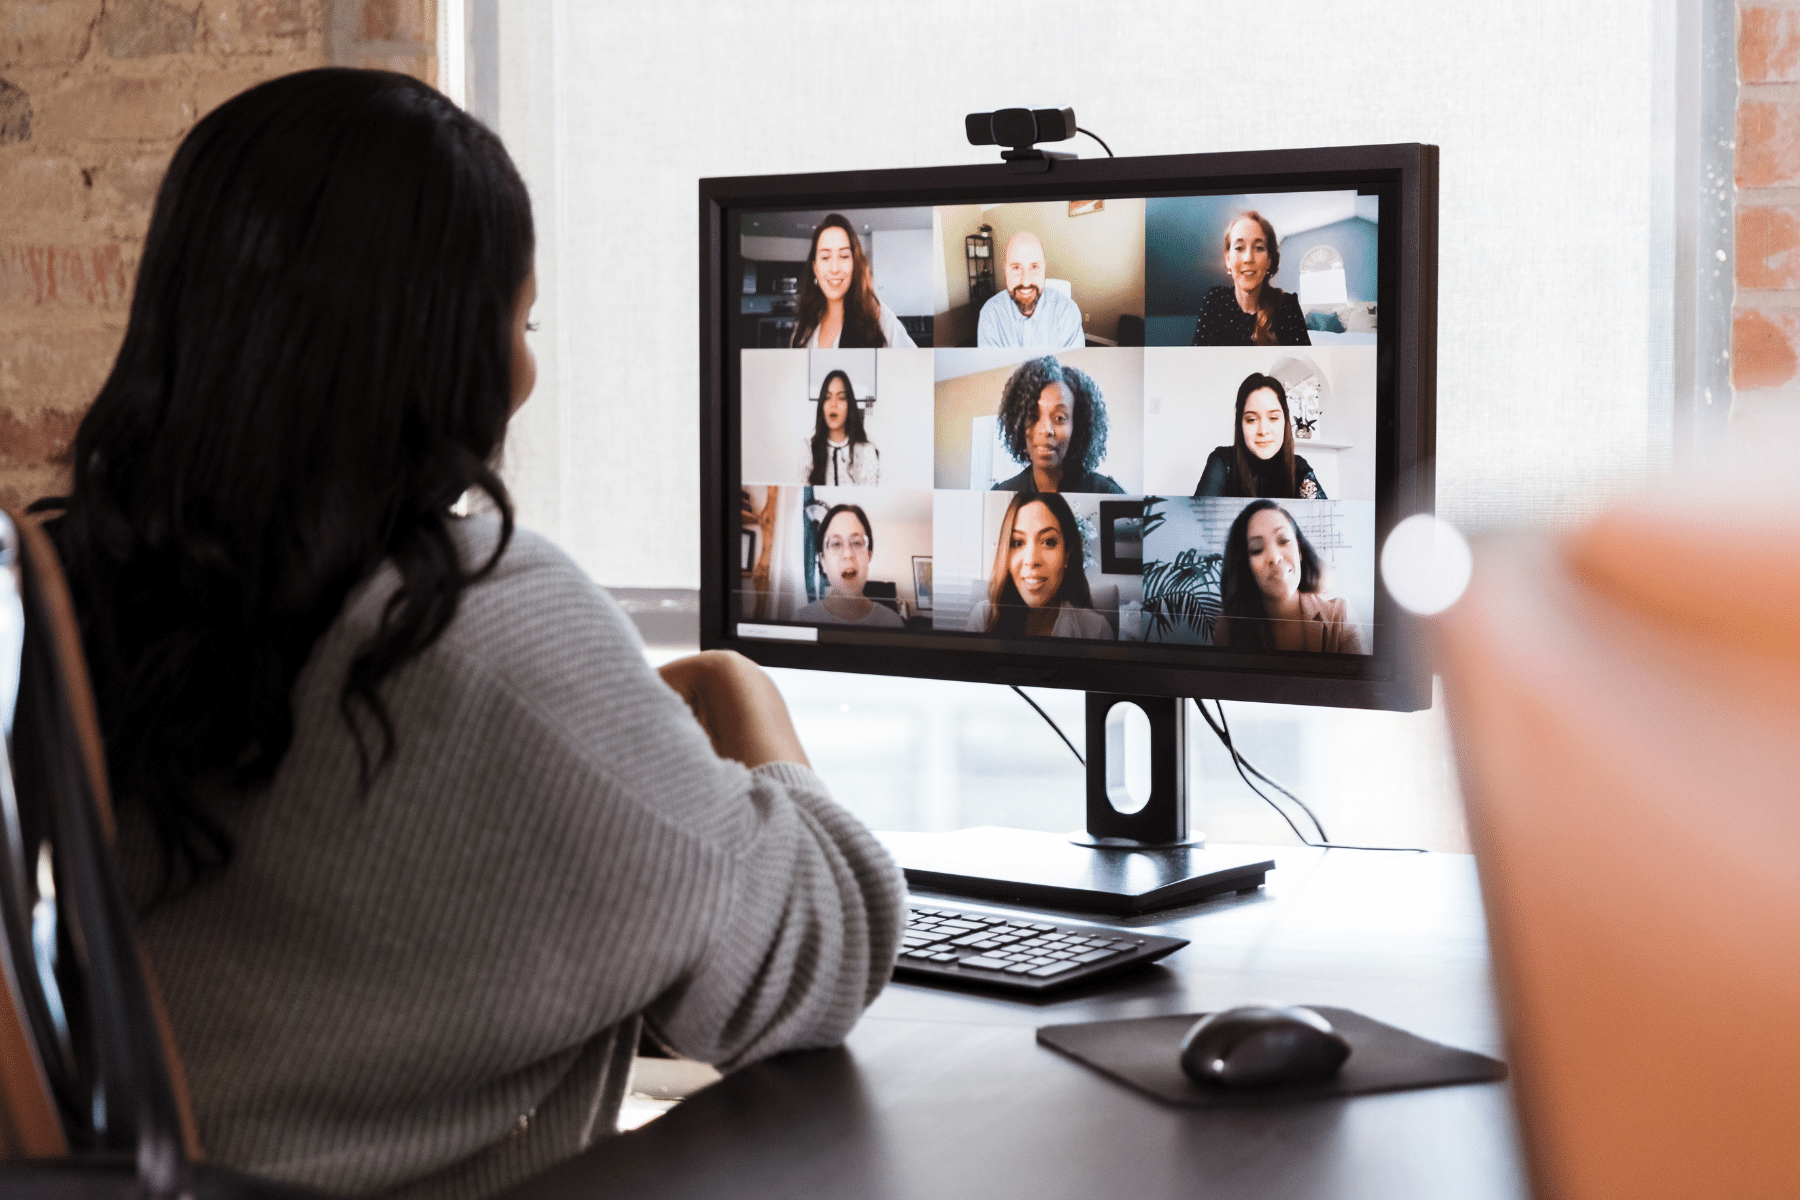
[989,354,1123,494]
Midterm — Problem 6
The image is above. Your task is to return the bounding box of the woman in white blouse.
[789,213,915,349]
[800,369,880,486]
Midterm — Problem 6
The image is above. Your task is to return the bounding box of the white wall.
[740,350,810,485]
[871,229,935,317]
[494,0,1659,587]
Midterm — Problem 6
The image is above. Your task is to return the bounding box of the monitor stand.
[878,693,1276,915]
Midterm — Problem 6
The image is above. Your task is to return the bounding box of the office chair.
[1438,506,1800,1200]
[0,509,327,1200]
[862,580,901,614]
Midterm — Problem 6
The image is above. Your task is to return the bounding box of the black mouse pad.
[1036,1006,1506,1107]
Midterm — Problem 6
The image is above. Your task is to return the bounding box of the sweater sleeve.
[338,522,907,1075]
[438,534,906,1072]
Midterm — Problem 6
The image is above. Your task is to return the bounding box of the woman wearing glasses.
[794,503,905,627]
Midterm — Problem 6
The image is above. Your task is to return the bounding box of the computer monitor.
[699,144,1437,912]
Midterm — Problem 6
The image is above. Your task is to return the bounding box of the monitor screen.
[700,145,1436,711]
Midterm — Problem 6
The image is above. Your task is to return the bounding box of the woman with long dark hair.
[1213,500,1364,653]
[799,369,880,485]
[789,213,915,349]
[32,69,902,1199]
[965,492,1112,639]
[1194,372,1327,499]
[1190,211,1312,347]
[989,355,1123,495]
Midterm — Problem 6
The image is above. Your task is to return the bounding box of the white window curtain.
[482,0,1673,590]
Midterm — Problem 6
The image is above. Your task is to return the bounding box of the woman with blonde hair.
[1190,210,1312,346]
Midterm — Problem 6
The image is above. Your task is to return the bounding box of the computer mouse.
[1178,1004,1352,1089]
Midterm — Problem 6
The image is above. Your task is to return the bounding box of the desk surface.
[528,847,1528,1200]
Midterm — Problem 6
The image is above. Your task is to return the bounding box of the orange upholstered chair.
[1436,504,1800,1200]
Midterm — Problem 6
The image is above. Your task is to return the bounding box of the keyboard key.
[929,952,958,962]
[1073,948,1123,963]
[958,956,1012,971]
[1030,961,1081,977]
[1003,962,1036,974]
[951,932,991,947]
[971,939,1003,950]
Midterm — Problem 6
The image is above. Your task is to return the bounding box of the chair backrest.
[861,580,900,613]
[1437,508,1800,1200]
[0,508,200,1191]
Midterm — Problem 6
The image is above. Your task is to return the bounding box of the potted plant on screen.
[1139,497,1222,644]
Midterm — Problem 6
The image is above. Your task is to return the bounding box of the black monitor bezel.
[699,143,1437,711]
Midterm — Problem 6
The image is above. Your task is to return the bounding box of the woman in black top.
[1190,211,1311,347]
[1194,372,1326,499]
[989,355,1123,495]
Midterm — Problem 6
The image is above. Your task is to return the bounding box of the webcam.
[966,107,1079,173]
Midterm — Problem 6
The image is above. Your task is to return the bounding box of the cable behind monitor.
[1007,688,1426,853]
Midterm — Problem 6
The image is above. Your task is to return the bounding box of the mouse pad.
[1036,1006,1507,1107]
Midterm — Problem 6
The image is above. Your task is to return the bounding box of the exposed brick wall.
[1737,2,1800,438]
[0,0,439,510]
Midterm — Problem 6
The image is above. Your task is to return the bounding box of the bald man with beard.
[977,230,1085,349]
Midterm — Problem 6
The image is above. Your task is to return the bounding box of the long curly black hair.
[995,355,1108,477]
[35,69,534,897]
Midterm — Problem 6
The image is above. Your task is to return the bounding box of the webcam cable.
[1076,128,1114,157]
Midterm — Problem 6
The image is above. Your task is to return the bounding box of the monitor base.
[1066,829,1205,850]
[878,826,1274,916]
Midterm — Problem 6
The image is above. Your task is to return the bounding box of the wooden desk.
[526,847,1529,1200]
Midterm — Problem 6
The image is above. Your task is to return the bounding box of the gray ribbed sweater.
[114,515,907,1200]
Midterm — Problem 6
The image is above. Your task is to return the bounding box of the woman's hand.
[658,650,811,769]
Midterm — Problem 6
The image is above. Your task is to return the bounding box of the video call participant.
[801,369,880,485]
[1191,211,1312,347]
[966,492,1113,638]
[1213,499,1365,653]
[794,504,905,627]
[790,213,916,349]
[1194,372,1326,499]
[990,355,1123,495]
[41,68,905,1200]
[977,231,1085,349]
